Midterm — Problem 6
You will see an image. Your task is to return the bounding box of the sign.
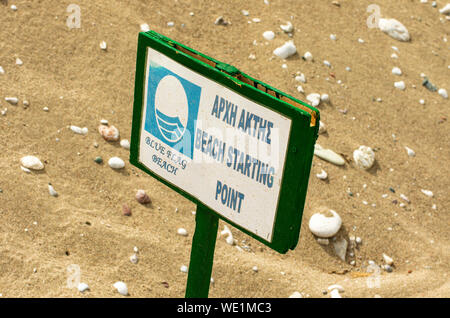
[130,30,319,297]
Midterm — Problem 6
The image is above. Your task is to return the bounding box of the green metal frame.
[130,30,319,254]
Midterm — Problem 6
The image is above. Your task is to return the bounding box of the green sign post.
[130,30,319,297]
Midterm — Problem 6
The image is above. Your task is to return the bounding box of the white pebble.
[358,38,365,43]
[241,10,249,16]
[330,289,342,298]
[308,209,342,238]
[314,144,345,166]
[100,41,107,50]
[177,228,188,236]
[391,53,398,59]
[323,60,331,68]
[280,21,293,33]
[303,51,313,61]
[439,4,450,15]
[5,97,18,105]
[120,139,130,150]
[113,281,128,296]
[355,237,362,244]
[345,66,351,71]
[382,253,394,265]
[405,146,415,157]
[330,34,337,40]
[318,121,326,134]
[140,23,150,32]
[321,94,330,103]
[438,88,448,99]
[306,93,321,107]
[392,67,402,75]
[316,169,328,180]
[180,265,188,273]
[108,157,125,169]
[252,266,258,272]
[167,21,174,27]
[400,193,410,203]
[262,31,275,41]
[273,41,297,59]
[130,253,139,264]
[48,184,58,197]
[20,156,44,170]
[353,145,375,170]
[419,99,425,105]
[16,58,23,65]
[295,73,306,83]
[394,81,406,90]
[70,125,88,135]
[0,66,4,75]
[421,189,433,197]
[297,85,304,93]
[328,284,344,292]
[289,291,303,298]
[77,283,89,293]
[43,107,49,112]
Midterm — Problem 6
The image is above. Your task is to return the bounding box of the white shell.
[308,209,342,238]
[70,125,88,135]
[295,73,306,83]
[330,34,337,41]
[382,253,394,265]
[303,51,313,61]
[130,253,139,264]
[405,146,415,157]
[321,94,330,103]
[289,291,303,298]
[421,189,433,197]
[177,228,188,236]
[180,265,188,273]
[400,194,410,203]
[77,283,89,293]
[297,85,304,93]
[226,235,235,246]
[316,169,328,180]
[100,41,107,50]
[280,21,293,33]
[252,266,258,272]
[140,23,150,32]
[273,41,297,59]
[314,144,345,166]
[394,81,406,90]
[378,18,410,42]
[438,88,448,99]
[330,289,342,298]
[439,4,450,14]
[262,31,275,41]
[323,60,331,68]
[108,157,125,169]
[353,145,375,170]
[16,58,23,65]
[21,166,31,173]
[306,93,321,107]
[5,97,18,105]
[120,139,130,150]
[20,156,44,170]
[113,281,128,296]
[392,67,402,75]
[48,184,58,197]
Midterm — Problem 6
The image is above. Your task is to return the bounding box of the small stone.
[394,81,406,90]
[100,119,109,125]
[314,144,346,166]
[120,139,130,150]
[140,23,150,32]
[100,41,107,50]
[273,41,297,59]
[439,4,450,15]
[113,281,128,296]
[280,21,293,33]
[98,125,120,141]
[419,99,425,105]
[177,228,188,236]
[405,146,415,157]
[333,238,348,261]
[330,289,342,298]
[48,183,58,197]
[130,254,139,264]
[297,85,304,93]
[252,266,258,272]
[241,10,249,16]
[321,94,330,103]
[77,283,90,293]
[122,204,131,216]
[262,31,275,41]
[135,189,151,204]
[421,189,433,197]
[43,107,49,112]
[317,238,329,245]
[400,194,410,203]
[316,169,328,180]
[392,67,402,75]
[355,237,362,244]
[438,88,448,99]
[108,157,125,169]
[303,51,313,61]
[353,145,375,170]
[94,156,103,164]
[318,121,326,134]
[214,16,229,26]
[382,253,394,265]
[309,209,342,238]
[295,73,306,83]
[16,58,23,65]
[289,291,303,298]
[20,156,44,170]
[180,265,188,273]
[307,93,321,107]
[70,125,88,135]
[0,66,4,75]
[252,18,261,23]
[330,34,337,40]
[5,97,18,105]
[323,60,331,68]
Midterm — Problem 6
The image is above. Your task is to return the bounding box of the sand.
[0,0,448,298]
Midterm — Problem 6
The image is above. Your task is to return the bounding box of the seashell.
[100,41,107,50]
[120,139,130,150]
[21,166,31,173]
[262,31,275,41]
[382,253,394,265]
[330,289,342,298]
[130,253,139,264]
[308,209,342,238]
[295,73,306,83]
[394,81,406,90]
[5,97,18,105]
[289,291,303,298]
[16,58,23,65]
[392,67,402,75]
[177,228,188,236]
[378,18,410,42]
[307,93,321,107]
[122,204,131,216]
[321,94,330,103]
[323,60,331,68]
[439,3,450,14]
[280,21,293,33]
[108,157,125,169]
[180,265,188,273]
[48,183,58,197]
[316,169,328,180]
[98,125,120,141]
[113,281,128,296]
[70,125,88,135]
[438,88,448,99]
[353,145,375,170]
[303,51,313,61]
[252,266,258,272]
[318,121,326,134]
[355,237,362,244]
[20,155,44,170]
[400,194,410,203]
[421,189,433,197]
[135,189,151,204]
[405,146,415,157]
[77,283,89,293]
[273,41,297,59]
[140,23,150,32]
[333,238,348,261]
[297,85,304,93]
[314,144,345,166]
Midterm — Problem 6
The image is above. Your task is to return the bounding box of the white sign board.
[139,47,292,241]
